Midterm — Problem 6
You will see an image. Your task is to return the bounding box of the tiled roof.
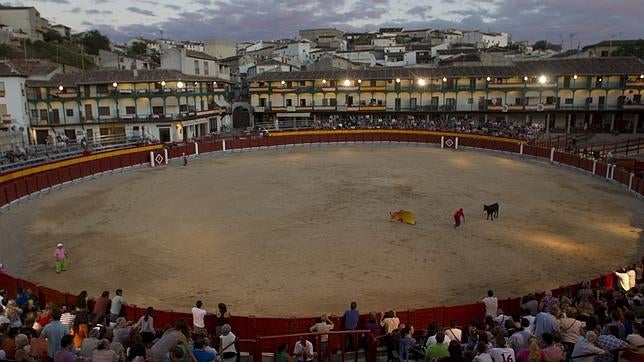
[0,61,25,77]
[9,59,59,77]
[26,69,231,87]
[250,57,644,81]
[185,50,218,61]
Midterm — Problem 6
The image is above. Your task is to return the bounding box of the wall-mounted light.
[161,81,166,86]
[442,77,447,82]
[343,79,351,87]
[523,76,528,81]
[357,79,362,84]
[573,75,578,80]
[281,80,285,85]
[322,79,327,84]
[538,75,547,84]
[177,81,185,88]
[395,78,401,83]
[417,78,426,86]
[486,76,491,81]
[58,85,64,91]
[112,82,118,88]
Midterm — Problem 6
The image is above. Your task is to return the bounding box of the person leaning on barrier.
[293,336,313,362]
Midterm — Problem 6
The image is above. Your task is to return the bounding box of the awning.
[276,112,311,118]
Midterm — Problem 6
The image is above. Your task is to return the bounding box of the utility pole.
[569,33,578,51]
[609,32,623,56]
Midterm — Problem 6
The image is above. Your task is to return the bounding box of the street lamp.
[395,78,401,83]
[538,75,547,84]
[640,74,644,79]
[343,79,350,87]
[322,79,327,84]
[417,78,426,86]
[357,79,362,84]
[486,76,491,82]
[112,82,118,88]
[177,81,185,89]
[281,80,285,85]
[573,74,578,80]
[161,81,166,86]
[58,85,63,91]
[523,76,528,81]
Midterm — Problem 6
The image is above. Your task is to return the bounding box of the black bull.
[483,203,499,220]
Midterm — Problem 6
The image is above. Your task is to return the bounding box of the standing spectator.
[538,291,559,313]
[343,301,359,350]
[615,269,631,292]
[381,310,400,361]
[276,343,291,362]
[362,312,380,361]
[75,291,88,312]
[557,309,583,355]
[5,300,23,327]
[521,294,538,316]
[219,324,237,362]
[509,320,531,355]
[93,291,111,319]
[534,308,559,343]
[109,289,126,323]
[53,243,67,274]
[445,320,462,343]
[215,303,231,337]
[149,319,196,362]
[53,335,76,362]
[601,311,625,339]
[516,337,543,362]
[309,314,333,361]
[473,341,493,362]
[134,307,155,346]
[439,341,466,362]
[41,308,69,361]
[398,326,419,362]
[293,336,313,362]
[627,265,637,291]
[490,335,515,362]
[72,311,89,349]
[570,332,607,362]
[192,300,208,337]
[481,290,498,319]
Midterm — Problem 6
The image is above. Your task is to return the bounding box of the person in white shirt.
[445,320,462,342]
[192,300,208,337]
[627,266,637,290]
[570,331,607,362]
[626,325,644,354]
[481,290,498,318]
[490,335,515,362]
[615,269,631,291]
[293,336,314,362]
[309,314,334,361]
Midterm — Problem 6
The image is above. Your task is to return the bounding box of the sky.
[7,0,644,47]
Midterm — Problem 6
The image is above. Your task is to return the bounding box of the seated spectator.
[595,325,630,362]
[127,342,146,362]
[426,332,450,361]
[626,324,644,354]
[398,326,419,362]
[293,336,313,362]
[438,341,466,362]
[193,338,216,362]
[539,291,559,314]
[80,327,101,359]
[539,333,563,362]
[149,319,195,362]
[29,329,48,362]
[516,336,543,362]
[474,341,492,362]
[490,334,515,362]
[92,339,118,362]
[445,320,462,343]
[570,331,607,362]
[1,327,19,359]
[14,333,35,362]
[276,343,290,362]
[509,320,531,355]
[54,335,76,362]
[112,317,130,344]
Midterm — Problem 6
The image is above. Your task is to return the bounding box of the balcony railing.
[29,109,222,126]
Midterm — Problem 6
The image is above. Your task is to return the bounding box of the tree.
[127,42,148,57]
[610,39,644,60]
[79,30,110,55]
[0,43,10,57]
[532,40,562,52]
[43,30,64,43]
[149,48,160,65]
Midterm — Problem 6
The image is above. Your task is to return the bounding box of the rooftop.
[0,61,25,77]
[185,49,218,61]
[250,57,644,81]
[27,68,230,87]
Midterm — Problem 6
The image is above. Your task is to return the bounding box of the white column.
[550,147,555,162]
[274,117,279,130]
[163,149,168,165]
[441,136,444,149]
[629,173,634,191]
[194,142,199,155]
[610,164,616,179]
[149,151,155,167]
[520,143,524,155]
[606,163,611,179]
[592,160,597,175]
[223,139,226,151]
[455,137,459,150]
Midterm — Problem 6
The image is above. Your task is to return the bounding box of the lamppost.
[417,78,426,111]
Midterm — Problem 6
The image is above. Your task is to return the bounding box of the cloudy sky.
[7,0,644,47]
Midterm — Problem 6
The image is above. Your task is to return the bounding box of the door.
[51,109,60,124]
[395,98,401,111]
[84,104,93,121]
[410,98,417,110]
[35,130,49,144]
[598,96,606,110]
[86,129,94,144]
[159,127,171,143]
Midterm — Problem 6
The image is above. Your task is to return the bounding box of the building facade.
[161,47,231,81]
[26,69,233,145]
[249,58,644,133]
[0,62,29,149]
[0,6,48,42]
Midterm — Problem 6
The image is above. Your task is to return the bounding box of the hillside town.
[0,4,642,163]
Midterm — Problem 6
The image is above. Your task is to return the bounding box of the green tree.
[43,30,64,43]
[127,42,148,57]
[0,43,11,57]
[79,30,111,55]
[149,48,160,65]
[532,40,562,52]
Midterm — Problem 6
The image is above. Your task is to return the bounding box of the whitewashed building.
[0,61,29,149]
[161,47,231,81]
[462,31,509,48]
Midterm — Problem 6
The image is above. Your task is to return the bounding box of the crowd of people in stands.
[0,260,643,362]
[310,115,545,141]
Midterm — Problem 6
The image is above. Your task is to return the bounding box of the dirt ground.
[1,145,642,317]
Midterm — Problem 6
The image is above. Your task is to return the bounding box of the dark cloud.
[86,0,641,49]
[69,6,81,13]
[126,6,156,16]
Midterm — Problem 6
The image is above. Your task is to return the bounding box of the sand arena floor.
[1,145,643,317]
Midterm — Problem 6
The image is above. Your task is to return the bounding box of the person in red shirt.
[454,208,465,228]
[92,291,110,319]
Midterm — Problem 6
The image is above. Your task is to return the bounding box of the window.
[194,60,200,74]
[287,81,292,88]
[0,104,6,115]
[286,99,292,107]
[545,96,555,105]
[66,109,74,117]
[152,106,164,114]
[329,98,337,106]
[564,98,573,105]
[203,61,209,75]
[0,81,5,97]
[300,81,306,86]
[586,97,593,104]
[515,98,523,105]
[96,85,108,95]
[300,99,306,106]
[39,109,48,120]
[635,94,642,104]
[467,98,473,104]
[31,110,38,118]
[329,80,336,87]
[370,81,376,87]
[98,107,110,116]
[180,104,188,112]
[563,76,570,88]
[125,106,135,115]
[259,98,267,107]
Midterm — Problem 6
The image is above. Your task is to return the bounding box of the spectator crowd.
[0,260,643,362]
